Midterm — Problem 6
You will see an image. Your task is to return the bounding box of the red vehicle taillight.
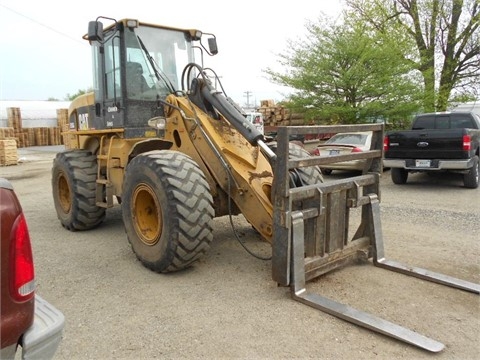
[463,134,471,151]
[383,136,389,152]
[352,147,363,153]
[10,213,35,302]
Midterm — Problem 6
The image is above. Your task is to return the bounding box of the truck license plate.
[415,159,431,167]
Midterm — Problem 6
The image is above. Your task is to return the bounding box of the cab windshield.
[125,25,195,96]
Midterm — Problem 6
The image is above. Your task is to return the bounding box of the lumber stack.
[256,100,334,140]
[257,99,306,127]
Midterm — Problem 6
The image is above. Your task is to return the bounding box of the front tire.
[464,155,479,189]
[51,150,106,231]
[122,151,214,273]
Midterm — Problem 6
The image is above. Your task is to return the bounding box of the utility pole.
[243,91,253,108]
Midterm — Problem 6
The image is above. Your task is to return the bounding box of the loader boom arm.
[162,85,276,241]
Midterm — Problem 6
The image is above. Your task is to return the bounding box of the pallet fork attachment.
[271,124,479,353]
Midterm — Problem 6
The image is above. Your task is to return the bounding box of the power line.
[0,3,86,46]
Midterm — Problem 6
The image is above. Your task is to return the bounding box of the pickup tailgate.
[385,128,469,159]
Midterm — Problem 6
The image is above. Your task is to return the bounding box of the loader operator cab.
[125,61,150,97]
[82,17,218,138]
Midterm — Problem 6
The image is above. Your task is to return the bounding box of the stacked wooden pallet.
[0,127,15,139]
[0,107,68,148]
[0,139,18,166]
[57,108,71,148]
[7,107,22,129]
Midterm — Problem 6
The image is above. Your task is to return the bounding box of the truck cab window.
[435,116,450,129]
[451,115,474,129]
[412,116,434,129]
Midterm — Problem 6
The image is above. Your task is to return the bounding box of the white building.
[449,101,480,115]
[0,100,71,128]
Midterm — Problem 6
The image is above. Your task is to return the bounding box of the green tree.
[347,0,480,111]
[65,88,92,101]
[265,15,422,125]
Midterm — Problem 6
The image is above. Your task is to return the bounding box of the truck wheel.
[52,150,106,230]
[122,150,214,273]
[391,168,408,184]
[463,155,479,189]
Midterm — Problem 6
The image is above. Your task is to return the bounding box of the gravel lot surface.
[1,145,479,360]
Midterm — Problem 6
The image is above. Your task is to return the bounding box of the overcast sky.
[0,1,344,106]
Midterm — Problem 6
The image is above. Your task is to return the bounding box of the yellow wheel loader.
[52,17,479,353]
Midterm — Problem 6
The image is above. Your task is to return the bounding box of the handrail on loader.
[271,123,479,353]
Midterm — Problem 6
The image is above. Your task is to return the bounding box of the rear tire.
[122,150,214,273]
[391,168,408,184]
[464,155,479,189]
[51,150,106,230]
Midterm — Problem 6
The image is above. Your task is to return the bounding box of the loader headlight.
[148,117,166,130]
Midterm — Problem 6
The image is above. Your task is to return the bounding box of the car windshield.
[327,133,368,145]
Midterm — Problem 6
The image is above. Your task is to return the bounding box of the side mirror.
[208,38,218,55]
[87,21,103,42]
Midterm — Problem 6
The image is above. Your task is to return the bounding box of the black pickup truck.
[383,111,480,188]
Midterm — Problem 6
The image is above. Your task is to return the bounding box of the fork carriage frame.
[271,123,479,353]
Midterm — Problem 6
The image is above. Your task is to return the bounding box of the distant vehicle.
[245,112,264,134]
[310,131,373,175]
[383,111,480,188]
[1,178,65,359]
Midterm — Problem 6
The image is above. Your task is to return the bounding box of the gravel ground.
[1,145,479,360]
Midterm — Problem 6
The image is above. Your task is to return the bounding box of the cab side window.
[104,36,121,100]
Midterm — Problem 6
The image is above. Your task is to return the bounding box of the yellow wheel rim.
[132,184,162,246]
[58,173,71,213]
